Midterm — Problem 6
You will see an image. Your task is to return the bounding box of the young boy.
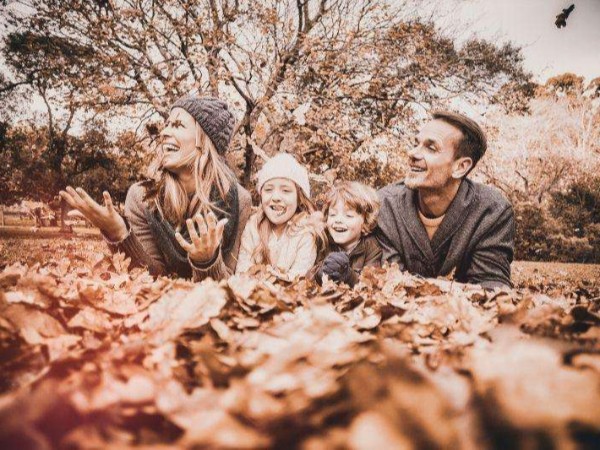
[315,181,382,286]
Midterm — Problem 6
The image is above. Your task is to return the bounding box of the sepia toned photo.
[1,1,599,448]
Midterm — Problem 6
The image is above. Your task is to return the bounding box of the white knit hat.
[257,153,311,197]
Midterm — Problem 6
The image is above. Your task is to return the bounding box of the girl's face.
[261,178,298,230]
[159,108,198,171]
[327,198,365,251]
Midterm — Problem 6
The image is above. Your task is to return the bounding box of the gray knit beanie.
[171,95,235,155]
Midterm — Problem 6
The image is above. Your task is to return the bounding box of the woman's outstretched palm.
[175,211,227,264]
[59,186,127,241]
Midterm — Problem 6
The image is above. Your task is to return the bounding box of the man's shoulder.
[467,179,512,210]
[377,182,410,201]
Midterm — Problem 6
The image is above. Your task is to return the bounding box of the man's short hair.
[432,111,487,172]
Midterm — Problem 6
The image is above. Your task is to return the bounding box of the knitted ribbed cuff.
[106,230,149,265]
[102,229,130,246]
[190,251,229,282]
[102,221,155,273]
[188,247,220,270]
[101,215,131,245]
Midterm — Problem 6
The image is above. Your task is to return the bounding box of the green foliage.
[0,122,148,205]
[514,176,600,263]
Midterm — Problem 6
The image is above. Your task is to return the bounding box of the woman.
[60,96,252,281]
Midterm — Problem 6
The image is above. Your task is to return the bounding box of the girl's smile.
[261,178,298,231]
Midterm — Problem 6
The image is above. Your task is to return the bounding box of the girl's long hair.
[147,123,233,227]
[253,184,328,265]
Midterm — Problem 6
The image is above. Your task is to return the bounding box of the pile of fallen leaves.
[1,253,599,449]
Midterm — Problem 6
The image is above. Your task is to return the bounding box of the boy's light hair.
[323,181,380,234]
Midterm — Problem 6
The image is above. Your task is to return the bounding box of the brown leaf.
[141,280,228,343]
[1,303,65,342]
[68,307,113,333]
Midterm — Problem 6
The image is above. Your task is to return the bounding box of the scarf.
[143,181,240,278]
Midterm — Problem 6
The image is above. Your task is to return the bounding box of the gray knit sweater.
[106,182,252,282]
[376,179,515,289]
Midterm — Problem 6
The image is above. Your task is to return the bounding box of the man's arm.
[465,205,515,290]
[375,227,404,269]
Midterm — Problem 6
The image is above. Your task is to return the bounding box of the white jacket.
[236,212,322,279]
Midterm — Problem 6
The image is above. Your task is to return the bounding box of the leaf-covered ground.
[1,237,599,449]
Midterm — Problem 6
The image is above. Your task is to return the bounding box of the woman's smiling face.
[159,108,198,170]
[261,178,298,230]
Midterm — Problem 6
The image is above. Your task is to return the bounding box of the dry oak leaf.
[156,381,270,449]
[68,307,114,333]
[140,279,228,343]
[1,303,65,343]
[469,337,600,430]
[348,411,413,450]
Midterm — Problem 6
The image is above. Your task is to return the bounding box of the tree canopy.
[1,0,535,194]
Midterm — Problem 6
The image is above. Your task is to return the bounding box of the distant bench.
[0,226,102,240]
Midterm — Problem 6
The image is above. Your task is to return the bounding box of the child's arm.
[235,218,258,274]
[331,237,382,286]
[363,235,383,268]
[286,232,318,279]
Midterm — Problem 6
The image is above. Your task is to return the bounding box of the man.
[376,111,515,289]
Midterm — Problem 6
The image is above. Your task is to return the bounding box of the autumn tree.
[0,121,147,205]
[480,74,600,205]
[273,21,534,191]
[477,74,600,262]
[1,0,534,193]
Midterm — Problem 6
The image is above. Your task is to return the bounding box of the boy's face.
[327,198,365,251]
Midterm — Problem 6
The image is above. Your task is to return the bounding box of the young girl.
[315,181,382,286]
[236,153,326,280]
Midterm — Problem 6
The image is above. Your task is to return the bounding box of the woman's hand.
[175,211,228,265]
[59,187,127,241]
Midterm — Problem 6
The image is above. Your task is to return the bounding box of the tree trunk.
[243,120,255,187]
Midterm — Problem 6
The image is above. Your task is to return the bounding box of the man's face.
[404,119,472,191]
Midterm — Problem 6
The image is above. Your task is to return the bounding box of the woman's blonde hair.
[323,181,380,234]
[148,122,233,227]
[253,183,327,265]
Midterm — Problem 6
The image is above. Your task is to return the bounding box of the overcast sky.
[450,0,600,82]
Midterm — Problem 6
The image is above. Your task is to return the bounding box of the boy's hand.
[318,252,351,284]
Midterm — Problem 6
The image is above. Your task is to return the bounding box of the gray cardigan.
[106,182,252,282]
[376,179,515,289]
